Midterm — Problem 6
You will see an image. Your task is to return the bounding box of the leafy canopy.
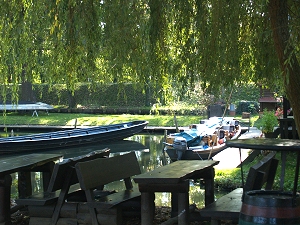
[0,0,298,103]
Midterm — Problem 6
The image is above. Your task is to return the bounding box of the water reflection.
[8,134,210,208]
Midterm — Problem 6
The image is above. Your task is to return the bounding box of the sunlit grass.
[0,112,259,128]
[0,112,204,127]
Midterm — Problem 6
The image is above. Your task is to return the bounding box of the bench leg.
[0,175,12,223]
[141,192,155,225]
[51,168,74,225]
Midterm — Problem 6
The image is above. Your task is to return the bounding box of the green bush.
[260,109,278,133]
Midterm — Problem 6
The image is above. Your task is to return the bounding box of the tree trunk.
[269,0,300,137]
[68,91,76,109]
[20,65,35,103]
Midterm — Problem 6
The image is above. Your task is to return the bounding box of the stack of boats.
[164,117,241,161]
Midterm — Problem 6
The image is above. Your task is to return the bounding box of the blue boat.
[164,117,241,160]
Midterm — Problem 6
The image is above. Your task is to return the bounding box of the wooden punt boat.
[164,117,241,161]
[0,120,148,154]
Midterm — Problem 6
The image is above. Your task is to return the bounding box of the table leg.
[0,175,12,223]
[280,151,287,190]
[141,192,155,225]
[204,168,215,206]
[18,171,32,198]
[171,192,178,217]
[177,192,189,225]
[293,151,300,199]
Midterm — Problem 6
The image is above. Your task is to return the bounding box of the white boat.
[0,102,53,116]
[164,117,241,160]
[0,102,53,111]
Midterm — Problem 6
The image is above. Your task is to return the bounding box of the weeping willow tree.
[0,0,300,135]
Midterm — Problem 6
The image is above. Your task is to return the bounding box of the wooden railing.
[278,118,299,139]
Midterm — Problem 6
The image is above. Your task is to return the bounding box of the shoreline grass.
[1,112,258,127]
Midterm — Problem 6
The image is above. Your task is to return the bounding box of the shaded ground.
[11,206,237,225]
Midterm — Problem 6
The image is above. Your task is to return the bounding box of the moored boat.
[0,120,148,154]
[164,117,241,161]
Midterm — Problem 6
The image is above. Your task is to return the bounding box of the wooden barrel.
[239,190,300,225]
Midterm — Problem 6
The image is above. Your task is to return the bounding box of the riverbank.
[0,124,251,135]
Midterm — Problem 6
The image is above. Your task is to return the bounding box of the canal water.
[7,133,220,209]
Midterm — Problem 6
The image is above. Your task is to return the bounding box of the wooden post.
[0,175,12,223]
[204,168,215,206]
[141,192,155,225]
[177,192,189,225]
[74,118,77,128]
[18,171,32,198]
[162,130,168,166]
[174,114,179,133]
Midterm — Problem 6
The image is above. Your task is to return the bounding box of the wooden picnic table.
[226,138,300,199]
[133,160,219,225]
[0,153,62,224]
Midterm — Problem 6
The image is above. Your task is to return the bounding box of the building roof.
[259,96,279,103]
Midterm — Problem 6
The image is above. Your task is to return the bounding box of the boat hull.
[0,120,148,154]
[165,120,241,161]
[165,144,227,161]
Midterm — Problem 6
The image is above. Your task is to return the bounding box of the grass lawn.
[0,112,202,127]
[0,111,258,127]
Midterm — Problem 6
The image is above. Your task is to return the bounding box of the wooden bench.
[200,151,279,225]
[0,153,63,224]
[15,148,110,225]
[75,151,141,225]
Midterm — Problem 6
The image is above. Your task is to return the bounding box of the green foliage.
[214,152,300,191]
[236,101,259,114]
[0,0,293,101]
[260,109,278,133]
[0,83,151,108]
[214,169,242,190]
[231,84,260,104]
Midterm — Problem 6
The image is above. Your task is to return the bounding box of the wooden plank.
[91,187,141,209]
[138,181,189,193]
[244,151,277,192]
[75,152,142,225]
[200,188,243,219]
[16,184,81,206]
[0,153,62,175]
[133,160,219,184]
[226,138,300,152]
[75,151,140,190]
[48,148,109,192]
